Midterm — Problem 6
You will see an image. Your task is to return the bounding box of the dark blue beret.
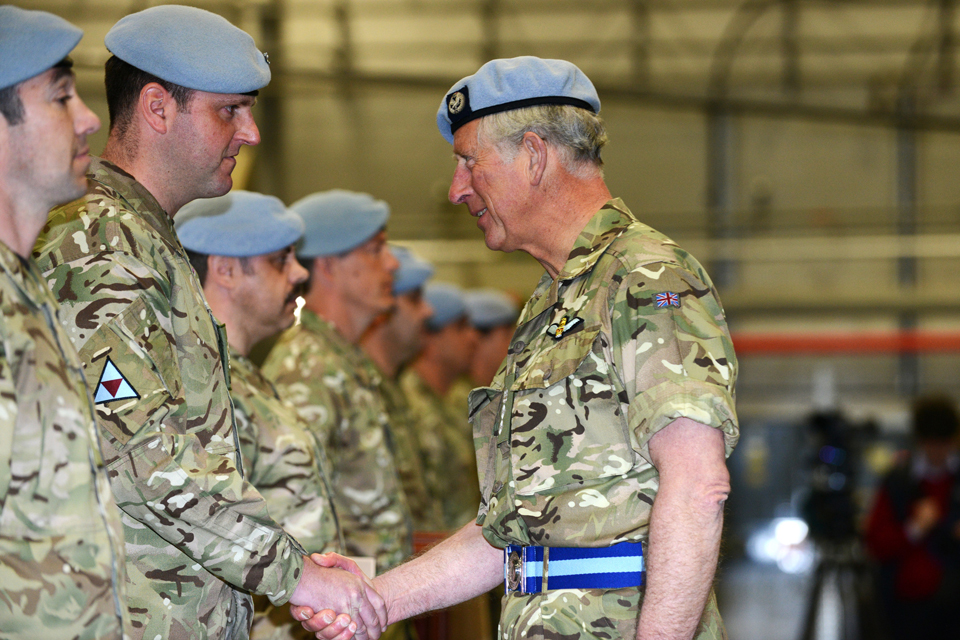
[176,191,303,257]
[105,5,270,94]
[437,56,600,144]
[0,6,82,91]
[293,190,390,258]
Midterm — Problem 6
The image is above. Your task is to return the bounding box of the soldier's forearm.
[109,431,303,599]
[638,418,729,640]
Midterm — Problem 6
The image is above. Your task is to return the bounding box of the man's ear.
[139,83,173,135]
[522,132,549,186]
[312,255,340,286]
[207,254,239,288]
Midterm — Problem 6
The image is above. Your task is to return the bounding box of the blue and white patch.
[94,357,140,404]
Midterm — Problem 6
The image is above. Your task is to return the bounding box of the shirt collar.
[0,240,54,309]
[87,157,181,249]
[520,198,635,321]
[299,308,355,353]
[911,451,960,480]
[556,198,636,282]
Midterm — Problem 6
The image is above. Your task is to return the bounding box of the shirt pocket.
[509,326,635,501]
[79,295,180,458]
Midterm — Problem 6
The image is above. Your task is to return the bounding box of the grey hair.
[477,104,608,178]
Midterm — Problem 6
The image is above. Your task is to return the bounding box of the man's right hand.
[288,554,386,640]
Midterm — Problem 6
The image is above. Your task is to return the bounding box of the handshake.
[288,552,389,640]
[285,522,500,639]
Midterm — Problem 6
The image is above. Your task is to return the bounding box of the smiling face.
[1,65,100,219]
[167,90,260,204]
[448,119,531,253]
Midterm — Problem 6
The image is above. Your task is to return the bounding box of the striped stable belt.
[503,540,645,594]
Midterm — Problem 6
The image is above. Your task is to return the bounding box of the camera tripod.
[798,540,889,640]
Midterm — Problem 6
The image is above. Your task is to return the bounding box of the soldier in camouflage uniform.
[445,289,520,479]
[0,8,130,639]
[361,246,445,533]
[463,289,520,389]
[300,57,737,640]
[32,7,384,640]
[401,282,480,530]
[176,192,346,640]
[263,191,413,574]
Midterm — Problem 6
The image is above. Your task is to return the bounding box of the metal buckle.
[506,549,523,593]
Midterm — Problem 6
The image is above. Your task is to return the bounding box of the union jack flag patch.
[655,292,680,308]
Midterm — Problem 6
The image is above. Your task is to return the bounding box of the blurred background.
[23,0,960,637]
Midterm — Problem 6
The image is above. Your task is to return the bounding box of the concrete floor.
[718,559,825,640]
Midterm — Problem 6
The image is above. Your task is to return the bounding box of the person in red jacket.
[864,394,960,640]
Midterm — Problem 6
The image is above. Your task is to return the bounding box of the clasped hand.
[289,553,386,640]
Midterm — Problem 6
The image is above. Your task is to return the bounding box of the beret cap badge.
[448,91,466,115]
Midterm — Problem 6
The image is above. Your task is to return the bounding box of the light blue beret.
[105,5,270,94]
[437,56,600,144]
[392,246,433,296]
[424,282,467,331]
[0,6,82,91]
[293,190,390,258]
[465,289,519,331]
[175,191,303,257]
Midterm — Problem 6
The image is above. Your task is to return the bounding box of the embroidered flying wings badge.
[94,356,140,404]
[546,315,583,340]
[655,292,681,308]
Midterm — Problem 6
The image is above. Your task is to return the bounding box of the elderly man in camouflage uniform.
[0,8,129,639]
[263,191,413,575]
[177,191,349,640]
[361,246,444,534]
[401,282,480,531]
[301,56,738,640]
[32,6,384,640]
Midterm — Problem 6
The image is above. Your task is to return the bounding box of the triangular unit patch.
[94,357,140,405]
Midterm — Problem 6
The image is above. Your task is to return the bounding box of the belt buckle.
[505,546,525,594]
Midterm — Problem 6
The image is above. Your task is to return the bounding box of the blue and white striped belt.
[503,540,645,594]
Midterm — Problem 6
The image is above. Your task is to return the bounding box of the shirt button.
[509,341,525,354]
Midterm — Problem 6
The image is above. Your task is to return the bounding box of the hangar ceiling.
[19,0,960,128]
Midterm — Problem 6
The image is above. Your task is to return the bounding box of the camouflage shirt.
[375,371,444,533]
[34,158,305,640]
[400,370,480,530]
[229,349,341,640]
[0,242,129,640]
[264,311,413,572]
[468,200,738,640]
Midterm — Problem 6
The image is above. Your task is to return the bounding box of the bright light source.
[774,517,809,546]
[777,546,815,574]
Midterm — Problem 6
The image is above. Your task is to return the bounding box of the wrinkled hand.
[293,609,357,640]
[288,554,386,640]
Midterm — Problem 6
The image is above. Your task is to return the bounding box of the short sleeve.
[611,262,739,457]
